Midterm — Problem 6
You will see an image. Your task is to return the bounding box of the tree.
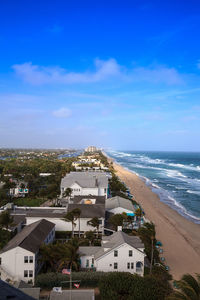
[72,208,81,238]
[63,188,72,198]
[63,208,81,238]
[85,231,96,245]
[87,217,100,238]
[99,272,171,300]
[0,210,14,229]
[138,222,157,271]
[135,207,143,228]
[109,214,124,231]
[167,273,200,300]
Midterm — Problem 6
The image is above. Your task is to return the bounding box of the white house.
[79,231,145,276]
[10,187,29,197]
[60,172,109,198]
[0,219,55,284]
[11,204,105,235]
[106,196,135,215]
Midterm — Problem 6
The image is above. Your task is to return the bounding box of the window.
[114,262,118,269]
[131,263,134,269]
[92,258,94,264]
[114,250,118,257]
[29,256,33,263]
[86,259,89,267]
[127,262,130,269]
[24,256,28,263]
[129,250,133,257]
[98,219,102,225]
[29,270,33,277]
[104,188,107,193]
[24,270,28,277]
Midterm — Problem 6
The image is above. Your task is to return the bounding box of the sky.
[1,0,200,151]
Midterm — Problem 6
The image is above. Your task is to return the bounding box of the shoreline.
[107,155,200,279]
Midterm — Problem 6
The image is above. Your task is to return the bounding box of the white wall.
[96,243,144,275]
[0,247,35,283]
[26,217,104,233]
[80,255,96,268]
[108,207,133,215]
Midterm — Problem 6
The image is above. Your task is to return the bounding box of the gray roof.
[1,219,55,254]
[20,288,40,300]
[73,195,105,205]
[79,246,102,256]
[50,289,95,300]
[68,204,105,218]
[95,231,145,260]
[11,208,67,218]
[0,279,36,300]
[61,171,108,189]
[106,196,134,211]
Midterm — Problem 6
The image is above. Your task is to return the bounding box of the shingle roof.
[79,246,102,256]
[1,219,55,254]
[0,279,36,300]
[106,196,134,211]
[73,195,105,205]
[68,204,105,218]
[61,172,108,189]
[95,231,144,259]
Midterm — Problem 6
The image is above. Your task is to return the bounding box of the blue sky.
[1,0,200,150]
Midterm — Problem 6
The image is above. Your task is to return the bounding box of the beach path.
[113,162,200,280]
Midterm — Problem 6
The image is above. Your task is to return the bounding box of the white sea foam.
[186,190,200,196]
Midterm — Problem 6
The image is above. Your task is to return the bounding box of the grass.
[13,197,48,207]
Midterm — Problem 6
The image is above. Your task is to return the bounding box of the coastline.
[106,154,200,279]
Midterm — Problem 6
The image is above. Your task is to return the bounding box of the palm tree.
[63,208,81,238]
[167,273,200,300]
[87,217,100,238]
[0,210,14,229]
[63,188,72,198]
[109,214,124,231]
[135,207,143,228]
[58,239,80,271]
[72,208,81,238]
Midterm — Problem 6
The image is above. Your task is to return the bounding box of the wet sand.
[112,161,200,279]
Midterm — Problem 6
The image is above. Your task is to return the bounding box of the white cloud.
[12,58,183,86]
[52,107,72,118]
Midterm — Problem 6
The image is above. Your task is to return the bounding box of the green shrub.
[35,271,109,288]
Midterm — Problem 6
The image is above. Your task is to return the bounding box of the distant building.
[10,187,29,197]
[0,219,55,284]
[106,196,135,215]
[79,231,145,275]
[60,171,109,198]
[85,146,98,153]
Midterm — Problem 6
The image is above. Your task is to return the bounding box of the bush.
[99,272,172,300]
[35,271,109,288]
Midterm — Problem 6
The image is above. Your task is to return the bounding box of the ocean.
[106,150,200,224]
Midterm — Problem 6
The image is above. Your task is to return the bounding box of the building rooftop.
[0,279,36,300]
[50,289,95,300]
[73,195,105,205]
[61,171,108,189]
[68,204,105,218]
[106,196,135,212]
[1,219,55,254]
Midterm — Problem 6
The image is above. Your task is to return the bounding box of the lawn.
[13,197,48,207]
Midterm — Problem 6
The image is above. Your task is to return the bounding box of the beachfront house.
[106,196,135,215]
[60,171,109,198]
[0,219,55,284]
[79,231,145,275]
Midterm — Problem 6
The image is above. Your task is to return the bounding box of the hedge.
[35,271,109,288]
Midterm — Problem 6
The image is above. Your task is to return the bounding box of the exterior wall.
[26,217,104,233]
[62,182,107,199]
[80,255,96,269]
[96,243,144,275]
[108,207,133,215]
[0,247,35,283]
[0,227,55,284]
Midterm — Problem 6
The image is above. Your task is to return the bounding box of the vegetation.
[63,208,81,238]
[35,271,108,289]
[0,228,12,250]
[0,210,14,229]
[167,273,200,300]
[39,238,80,272]
[87,217,100,238]
[99,272,172,300]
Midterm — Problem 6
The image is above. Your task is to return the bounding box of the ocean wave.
[186,190,200,196]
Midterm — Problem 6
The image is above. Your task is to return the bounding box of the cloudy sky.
[1,0,200,150]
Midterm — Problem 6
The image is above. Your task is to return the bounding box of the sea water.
[106,150,200,224]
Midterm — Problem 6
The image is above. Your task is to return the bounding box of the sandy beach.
[112,161,200,279]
